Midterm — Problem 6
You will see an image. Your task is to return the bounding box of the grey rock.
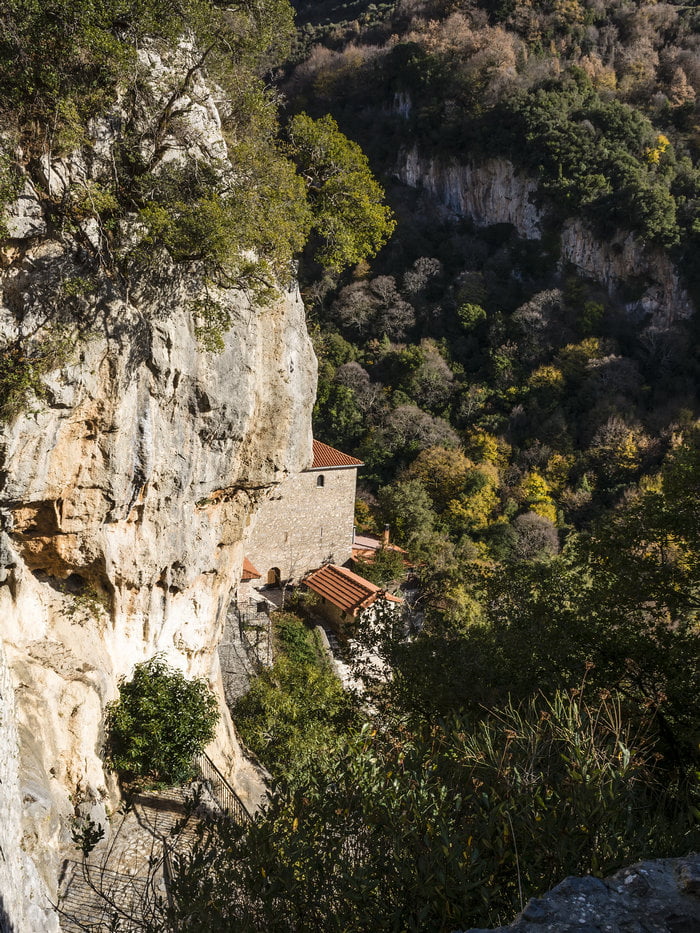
[553,876,608,897]
[678,862,700,897]
[5,182,46,239]
[462,856,700,933]
[522,899,548,922]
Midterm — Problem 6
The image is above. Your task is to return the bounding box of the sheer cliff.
[397,146,695,327]
[0,42,317,928]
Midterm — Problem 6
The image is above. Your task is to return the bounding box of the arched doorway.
[267,567,281,586]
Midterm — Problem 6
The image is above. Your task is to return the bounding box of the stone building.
[243,440,363,588]
[304,563,403,637]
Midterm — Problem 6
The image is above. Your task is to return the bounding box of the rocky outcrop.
[399,148,542,240]
[0,43,317,927]
[397,147,695,325]
[560,219,694,326]
[464,855,700,933]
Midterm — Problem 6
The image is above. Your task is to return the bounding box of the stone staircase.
[57,760,249,932]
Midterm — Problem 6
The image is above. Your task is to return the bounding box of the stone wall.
[244,467,357,585]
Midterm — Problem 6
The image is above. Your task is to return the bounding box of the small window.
[317,474,325,487]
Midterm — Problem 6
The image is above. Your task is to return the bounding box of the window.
[317,474,325,487]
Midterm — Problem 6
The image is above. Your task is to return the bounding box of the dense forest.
[295,0,700,576]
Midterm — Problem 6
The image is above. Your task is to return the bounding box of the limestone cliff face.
[0,45,317,927]
[399,147,542,240]
[0,640,59,931]
[397,146,695,325]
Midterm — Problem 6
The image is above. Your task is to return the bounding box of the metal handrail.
[194,752,252,825]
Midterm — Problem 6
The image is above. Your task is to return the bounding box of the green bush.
[234,612,355,783]
[0,327,73,421]
[165,693,698,932]
[105,656,219,787]
[273,611,325,666]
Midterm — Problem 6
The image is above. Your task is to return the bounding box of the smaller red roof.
[304,563,402,616]
[241,558,262,581]
[310,439,363,470]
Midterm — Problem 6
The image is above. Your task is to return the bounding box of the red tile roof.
[304,563,402,615]
[311,439,363,470]
[241,557,262,581]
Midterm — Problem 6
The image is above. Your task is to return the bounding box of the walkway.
[57,786,207,932]
[57,759,250,931]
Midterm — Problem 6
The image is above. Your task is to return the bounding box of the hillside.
[281,0,700,579]
[0,1,697,930]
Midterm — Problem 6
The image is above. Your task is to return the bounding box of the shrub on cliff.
[105,656,219,787]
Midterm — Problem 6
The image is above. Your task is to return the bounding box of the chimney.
[382,524,390,547]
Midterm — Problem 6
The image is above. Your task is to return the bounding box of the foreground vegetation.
[159,429,699,930]
[105,656,219,788]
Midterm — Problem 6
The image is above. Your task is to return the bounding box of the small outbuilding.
[304,563,402,636]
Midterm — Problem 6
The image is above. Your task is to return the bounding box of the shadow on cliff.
[0,893,16,933]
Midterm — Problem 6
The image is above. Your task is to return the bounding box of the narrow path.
[57,784,217,932]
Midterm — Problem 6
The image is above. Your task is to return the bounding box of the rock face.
[397,147,695,325]
[0,44,317,929]
[0,640,59,931]
[464,855,700,933]
[399,147,542,240]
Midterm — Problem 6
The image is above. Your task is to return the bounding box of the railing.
[162,840,176,917]
[194,752,252,825]
[230,598,272,672]
[58,860,153,933]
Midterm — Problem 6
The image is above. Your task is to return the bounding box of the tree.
[512,511,560,560]
[287,113,395,272]
[518,470,558,523]
[105,656,219,786]
[378,479,437,550]
[401,446,474,512]
[233,655,352,785]
[354,546,406,586]
[443,463,501,537]
[330,277,414,340]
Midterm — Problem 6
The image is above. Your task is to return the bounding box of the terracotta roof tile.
[304,563,401,615]
[241,557,261,581]
[310,439,363,470]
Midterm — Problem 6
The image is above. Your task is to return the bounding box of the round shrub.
[105,656,219,787]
